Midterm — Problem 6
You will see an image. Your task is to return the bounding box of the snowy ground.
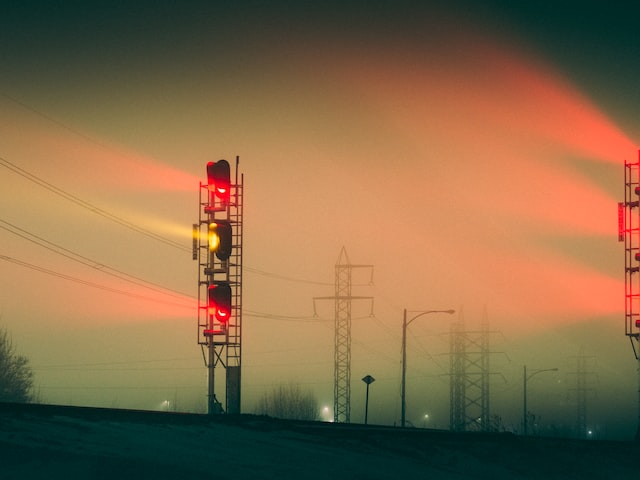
[0,403,637,479]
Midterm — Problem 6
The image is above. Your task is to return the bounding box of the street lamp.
[523,365,558,436]
[401,308,455,428]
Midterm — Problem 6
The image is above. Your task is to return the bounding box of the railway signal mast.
[194,157,244,415]
[621,152,640,439]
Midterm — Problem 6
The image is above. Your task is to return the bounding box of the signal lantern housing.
[208,221,233,260]
[208,283,232,323]
[207,160,231,203]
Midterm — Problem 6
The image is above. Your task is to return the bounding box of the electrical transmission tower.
[568,348,596,438]
[314,247,373,423]
[449,308,497,432]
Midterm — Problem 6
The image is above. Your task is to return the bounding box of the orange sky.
[0,2,638,437]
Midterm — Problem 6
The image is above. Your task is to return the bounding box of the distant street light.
[523,365,558,436]
[362,375,375,425]
[423,413,430,428]
[401,308,455,428]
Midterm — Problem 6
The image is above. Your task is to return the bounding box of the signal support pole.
[194,157,244,415]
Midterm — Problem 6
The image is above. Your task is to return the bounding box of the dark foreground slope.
[0,403,637,479]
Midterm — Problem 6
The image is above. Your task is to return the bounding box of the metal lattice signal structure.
[314,247,373,423]
[621,153,640,440]
[194,157,243,415]
[623,156,640,357]
[449,309,495,432]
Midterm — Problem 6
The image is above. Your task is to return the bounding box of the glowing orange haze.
[315,29,634,331]
[0,21,634,334]
[0,95,200,194]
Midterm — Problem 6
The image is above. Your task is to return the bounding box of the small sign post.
[362,375,375,425]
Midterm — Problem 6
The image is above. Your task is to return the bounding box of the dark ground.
[0,403,637,479]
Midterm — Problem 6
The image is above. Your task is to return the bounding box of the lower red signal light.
[208,283,232,323]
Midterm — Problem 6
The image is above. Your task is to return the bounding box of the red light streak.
[316,27,632,330]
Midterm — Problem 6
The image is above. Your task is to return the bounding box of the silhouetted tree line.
[255,382,319,421]
[0,327,34,403]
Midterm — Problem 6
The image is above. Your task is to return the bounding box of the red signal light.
[208,283,232,323]
[206,160,231,203]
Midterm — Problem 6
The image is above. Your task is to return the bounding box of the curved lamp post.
[523,366,558,435]
[401,308,455,428]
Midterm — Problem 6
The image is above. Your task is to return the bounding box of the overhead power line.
[0,156,190,252]
[1,156,332,286]
[1,95,338,289]
[0,253,192,310]
[0,218,194,300]
[244,310,326,322]
[244,267,332,286]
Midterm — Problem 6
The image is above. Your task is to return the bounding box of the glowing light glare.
[208,223,220,252]
[331,22,634,166]
[321,38,630,260]
[473,43,636,162]
[321,406,333,422]
[207,306,229,319]
[117,213,197,243]
[143,219,195,242]
[5,108,200,192]
[475,153,618,236]
[11,263,196,326]
[463,245,622,326]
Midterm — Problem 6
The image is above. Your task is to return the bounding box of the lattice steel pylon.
[314,247,373,423]
[621,153,640,440]
[194,157,243,415]
[568,348,596,438]
[449,308,494,432]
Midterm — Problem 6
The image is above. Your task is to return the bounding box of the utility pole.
[523,366,558,436]
[401,308,455,428]
[314,247,373,423]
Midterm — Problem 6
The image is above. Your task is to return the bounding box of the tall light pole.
[401,308,455,428]
[523,365,558,436]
